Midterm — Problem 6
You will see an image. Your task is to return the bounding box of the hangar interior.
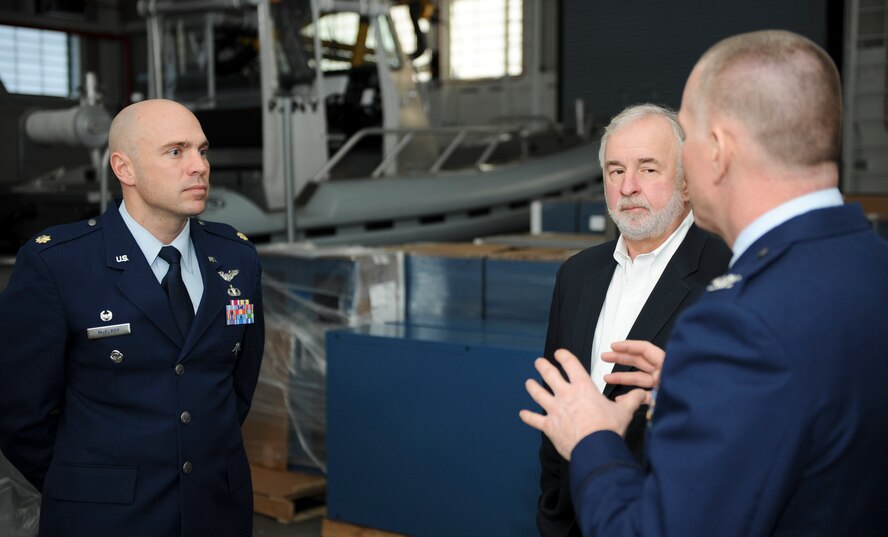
[0,0,885,536]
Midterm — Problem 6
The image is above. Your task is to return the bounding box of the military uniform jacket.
[568,204,888,536]
[0,202,265,537]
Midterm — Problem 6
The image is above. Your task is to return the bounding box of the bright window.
[449,0,523,80]
[0,25,76,97]
[300,12,400,71]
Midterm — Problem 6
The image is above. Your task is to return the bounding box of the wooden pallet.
[322,518,408,537]
[251,464,327,523]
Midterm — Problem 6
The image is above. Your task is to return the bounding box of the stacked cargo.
[244,237,608,534]
[242,244,403,522]
[325,241,593,536]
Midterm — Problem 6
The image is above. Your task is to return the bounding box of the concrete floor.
[253,514,322,537]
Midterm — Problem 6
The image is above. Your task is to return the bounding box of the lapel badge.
[115,255,129,263]
[35,235,51,244]
[218,270,241,296]
[236,232,249,241]
[706,273,742,292]
[208,256,218,264]
[218,269,239,282]
[226,300,255,325]
[100,310,113,322]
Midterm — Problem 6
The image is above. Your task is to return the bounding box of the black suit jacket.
[537,222,731,537]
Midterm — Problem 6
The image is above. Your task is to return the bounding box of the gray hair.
[598,103,685,184]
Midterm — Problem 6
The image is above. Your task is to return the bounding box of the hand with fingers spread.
[519,348,648,461]
[601,340,665,404]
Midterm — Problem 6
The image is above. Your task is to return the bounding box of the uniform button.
[182,461,192,474]
[110,350,123,364]
[175,363,185,375]
[180,411,192,424]
[757,247,769,258]
[88,218,97,226]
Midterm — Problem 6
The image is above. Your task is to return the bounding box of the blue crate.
[405,254,485,322]
[396,318,548,340]
[484,258,561,324]
[259,253,360,320]
[327,323,545,537]
[538,199,579,232]
[578,199,608,233]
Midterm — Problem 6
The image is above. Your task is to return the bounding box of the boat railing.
[312,124,535,184]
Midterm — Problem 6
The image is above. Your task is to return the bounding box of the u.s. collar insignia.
[706,273,742,292]
[35,235,51,244]
[236,232,249,241]
[218,269,239,283]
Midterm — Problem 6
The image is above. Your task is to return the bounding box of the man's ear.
[110,151,135,187]
[710,124,731,186]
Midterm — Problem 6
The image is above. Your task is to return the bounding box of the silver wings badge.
[218,269,242,297]
[217,269,239,282]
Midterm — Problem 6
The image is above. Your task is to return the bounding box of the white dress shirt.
[589,211,695,392]
[119,201,204,313]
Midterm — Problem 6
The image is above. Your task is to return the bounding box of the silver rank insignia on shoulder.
[100,310,113,322]
[116,255,129,263]
[707,273,742,292]
[36,235,51,244]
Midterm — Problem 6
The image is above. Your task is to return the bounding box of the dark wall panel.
[561,0,829,127]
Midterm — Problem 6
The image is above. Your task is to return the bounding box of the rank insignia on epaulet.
[236,232,249,241]
[706,273,742,292]
[35,235,51,244]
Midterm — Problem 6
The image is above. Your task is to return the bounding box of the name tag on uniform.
[86,323,132,340]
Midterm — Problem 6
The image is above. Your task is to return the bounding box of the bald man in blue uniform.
[520,31,888,536]
[0,99,264,536]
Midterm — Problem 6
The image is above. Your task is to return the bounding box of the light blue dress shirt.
[729,187,844,267]
[119,201,204,313]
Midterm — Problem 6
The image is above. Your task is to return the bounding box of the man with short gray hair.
[536,103,730,537]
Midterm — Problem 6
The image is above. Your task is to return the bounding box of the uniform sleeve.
[568,300,805,537]
[0,245,68,490]
[233,254,265,424]
[537,266,578,536]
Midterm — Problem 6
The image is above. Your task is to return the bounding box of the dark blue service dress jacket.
[0,202,265,537]
[568,204,888,536]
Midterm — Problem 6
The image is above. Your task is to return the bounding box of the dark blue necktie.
[158,246,194,338]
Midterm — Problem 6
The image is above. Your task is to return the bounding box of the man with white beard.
[536,104,730,537]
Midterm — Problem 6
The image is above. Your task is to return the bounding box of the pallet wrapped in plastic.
[0,450,40,537]
[242,244,404,474]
